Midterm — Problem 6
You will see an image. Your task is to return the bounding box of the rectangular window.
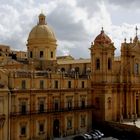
[96,58,100,70]
[40,80,44,89]
[68,81,71,88]
[21,80,26,89]
[40,51,43,58]
[55,80,58,89]
[30,51,32,58]
[54,100,59,111]
[21,102,26,114]
[81,99,85,108]
[67,99,72,110]
[51,51,53,58]
[20,126,26,136]
[39,123,44,133]
[82,81,84,88]
[39,101,44,113]
[67,117,72,129]
[108,58,112,70]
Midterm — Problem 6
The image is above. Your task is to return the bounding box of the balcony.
[10,87,91,94]
[16,71,32,78]
[10,105,95,117]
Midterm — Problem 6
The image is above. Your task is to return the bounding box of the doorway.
[136,98,139,117]
[53,119,60,137]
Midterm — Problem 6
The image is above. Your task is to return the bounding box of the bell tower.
[90,28,116,121]
[38,13,46,25]
[91,28,116,83]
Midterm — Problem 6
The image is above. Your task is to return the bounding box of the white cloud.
[0,0,140,58]
[57,40,75,56]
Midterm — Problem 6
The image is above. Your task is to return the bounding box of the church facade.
[0,13,140,140]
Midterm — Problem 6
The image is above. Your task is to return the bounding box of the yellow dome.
[28,13,56,41]
[28,24,56,40]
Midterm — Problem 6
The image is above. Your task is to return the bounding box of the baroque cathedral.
[0,13,140,140]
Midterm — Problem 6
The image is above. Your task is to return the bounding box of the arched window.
[30,51,32,58]
[40,51,43,58]
[51,51,53,58]
[107,97,111,110]
[96,59,100,70]
[108,58,112,70]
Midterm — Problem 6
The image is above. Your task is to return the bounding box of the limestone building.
[0,13,140,140]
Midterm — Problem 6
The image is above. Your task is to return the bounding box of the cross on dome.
[101,27,104,33]
[133,26,139,43]
[136,26,138,36]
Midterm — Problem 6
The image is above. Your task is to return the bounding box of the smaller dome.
[94,28,111,45]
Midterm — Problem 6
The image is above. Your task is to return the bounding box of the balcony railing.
[10,88,90,94]
[13,71,90,79]
[10,105,95,117]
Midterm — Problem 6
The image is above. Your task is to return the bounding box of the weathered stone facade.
[0,13,140,140]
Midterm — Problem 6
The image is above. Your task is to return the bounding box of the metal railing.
[10,105,94,117]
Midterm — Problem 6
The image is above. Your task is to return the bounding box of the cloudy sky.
[0,0,140,58]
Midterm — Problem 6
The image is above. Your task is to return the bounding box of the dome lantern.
[38,13,46,25]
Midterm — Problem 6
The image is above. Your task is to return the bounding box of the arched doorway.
[53,119,60,137]
[136,98,139,117]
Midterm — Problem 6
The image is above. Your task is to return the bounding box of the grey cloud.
[48,2,89,41]
[76,0,102,17]
[0,0,91,58]
[0,0,43,50]
[77,0,102,11]
[108,0,140,8]
[0,0,139,58]
[57,40,90,59]
[68,41,90,58]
